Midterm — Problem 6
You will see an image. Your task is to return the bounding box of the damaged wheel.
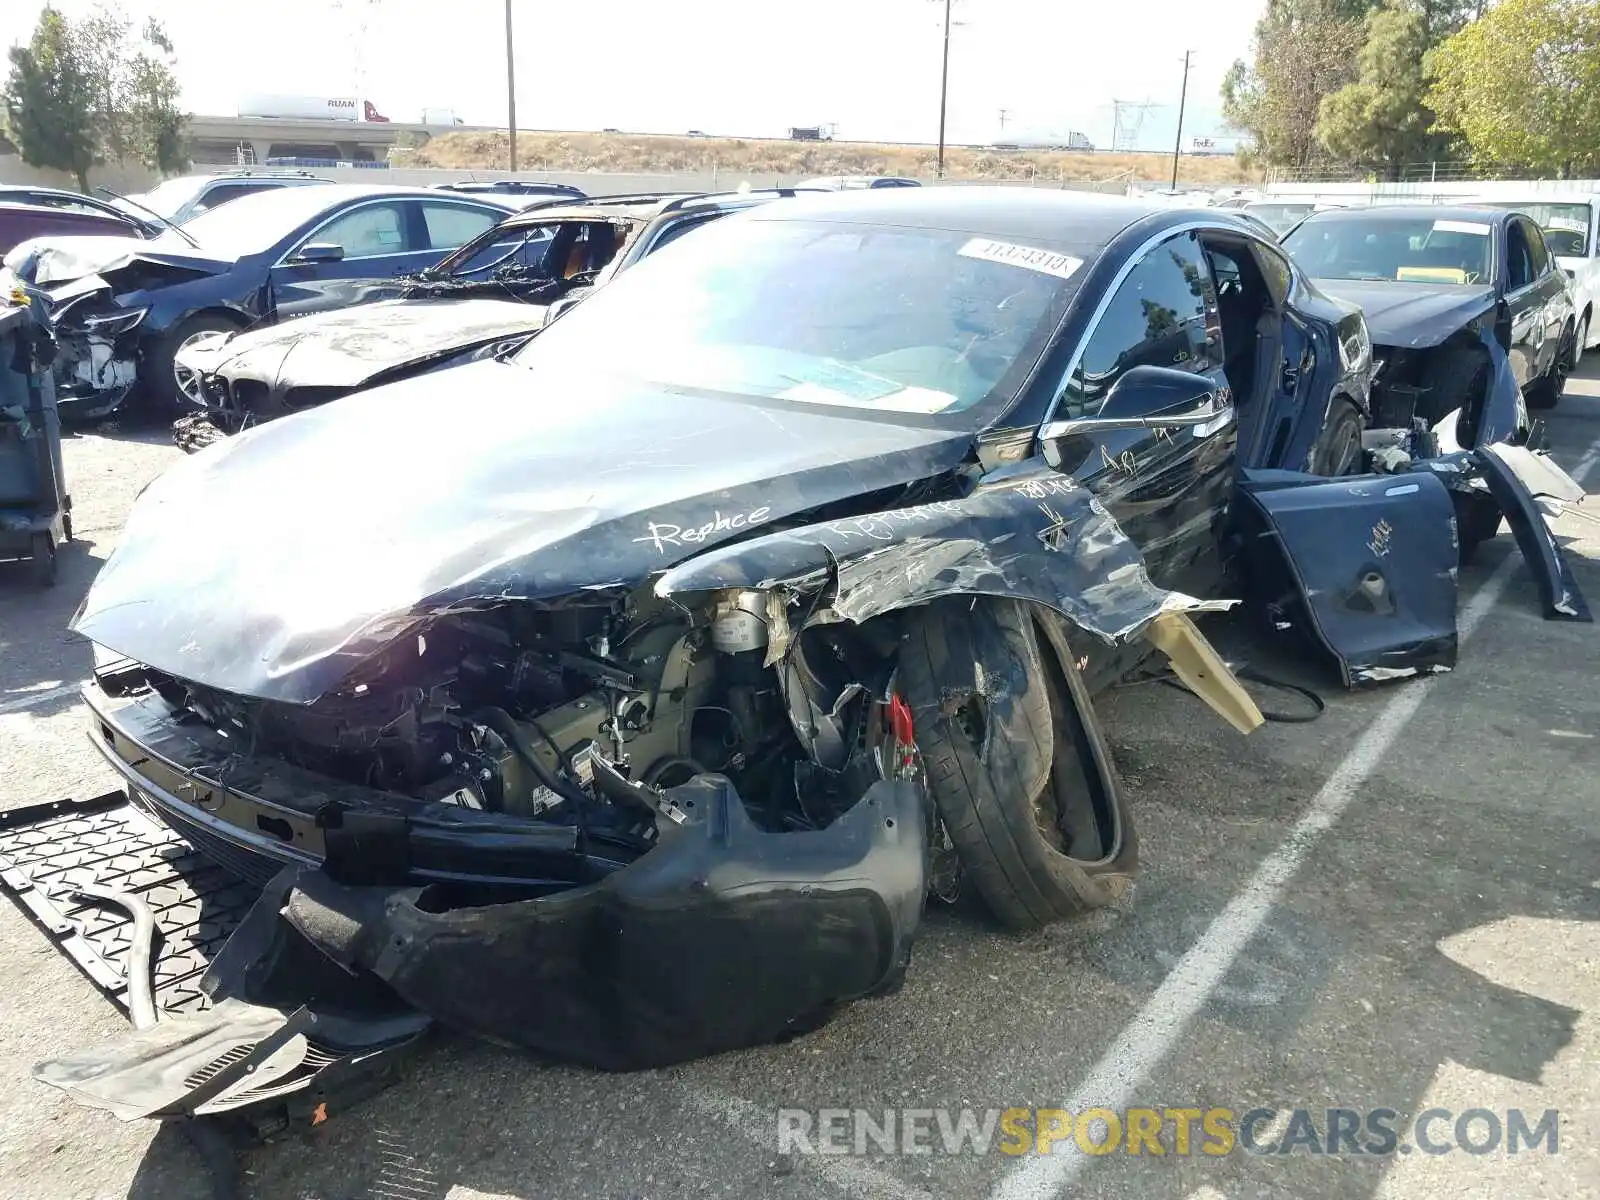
[1526,324,1572,411]
[1309,397,1364,477]
[147,313,241,416]
[899,597,1136,931]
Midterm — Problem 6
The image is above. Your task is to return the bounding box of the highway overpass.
[185,113,493,164]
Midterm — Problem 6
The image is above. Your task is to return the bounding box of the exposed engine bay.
[144,586,920,862]
[1369,337,1490,434]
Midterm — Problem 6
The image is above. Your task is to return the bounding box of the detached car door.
[1041,229,1237,597]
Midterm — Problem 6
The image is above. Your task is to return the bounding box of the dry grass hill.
[402,130,1257,186]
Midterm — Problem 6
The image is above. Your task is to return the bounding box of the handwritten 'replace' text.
[634,507,773,554]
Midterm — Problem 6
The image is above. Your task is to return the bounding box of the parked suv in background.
[110,170,333,226]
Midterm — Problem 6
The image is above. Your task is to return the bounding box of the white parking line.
[991,439,1600,1200]
[0,682,82,716]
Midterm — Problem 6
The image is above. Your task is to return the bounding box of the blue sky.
[2,0,1260,150]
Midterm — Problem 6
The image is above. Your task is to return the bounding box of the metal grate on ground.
[0,792,262,1019]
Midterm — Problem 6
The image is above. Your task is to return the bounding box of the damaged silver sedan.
[30,189,1590,1125]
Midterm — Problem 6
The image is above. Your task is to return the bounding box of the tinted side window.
[1252,244,1295,306]
[192,182,281,214]
[422,202,501,250]
[1523,219,1552,278]
[1058,231,1221,419]
[1507,221,1536,290]
[311,203,408,257]
[34,193,104,216]
[648,213,721,254]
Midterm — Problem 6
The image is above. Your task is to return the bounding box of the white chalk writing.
[1100,444,1137,475]
[823,501,966,542]
[1010,476,1079,500]
[1038,500,1069,551]
[634,506,773,554]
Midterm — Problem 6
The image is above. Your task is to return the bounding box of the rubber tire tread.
[899,597,1136,931]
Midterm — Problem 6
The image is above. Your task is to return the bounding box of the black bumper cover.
[261,774,927,1070]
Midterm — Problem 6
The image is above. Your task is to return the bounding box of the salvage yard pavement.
[2,387,1597,1200]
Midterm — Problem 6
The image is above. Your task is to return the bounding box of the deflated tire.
[898,597,1138,930]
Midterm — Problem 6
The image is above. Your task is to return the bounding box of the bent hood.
[182,298,548,395]
[1310,279,1496,349]
[9,234,230,287]
[73,359,975,703]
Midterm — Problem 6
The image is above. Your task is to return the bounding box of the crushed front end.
[44,283,142,421]
[64,579,932,1096]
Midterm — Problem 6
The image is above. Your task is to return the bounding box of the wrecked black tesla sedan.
[4,185,517,419]
[1282,205,1575,443]
[168,190,811,450]
[45,189,1393,1116]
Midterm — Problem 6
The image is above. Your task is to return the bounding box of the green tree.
[1428,0,1600,176]
[1,3,186,191]
[2,7,96,190]
[76,6,188,175]
[1221,0,1373,169]
[1316,3,1452,177]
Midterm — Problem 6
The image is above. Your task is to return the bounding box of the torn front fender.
[655,473,1232,646]
[1407,445,1592,622]
[1235,468,1460,687]
[1469,319,1525,449]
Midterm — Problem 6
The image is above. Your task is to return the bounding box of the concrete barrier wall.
[0,157,159,193]
[1,153,1130,198]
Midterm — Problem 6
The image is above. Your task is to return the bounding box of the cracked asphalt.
[1,374,1596,1200]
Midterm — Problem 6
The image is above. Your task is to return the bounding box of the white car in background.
[1472,195,1600,362]
[1241,198,1354,237]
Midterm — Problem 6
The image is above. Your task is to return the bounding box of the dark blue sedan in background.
[2,184,517,418]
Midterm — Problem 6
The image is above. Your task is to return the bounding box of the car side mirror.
[542,293,585,327]
[1041,365,1229,442]
[290,242,345,264]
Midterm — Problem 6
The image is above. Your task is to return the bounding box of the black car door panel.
[1504,216,1549,383]
[269,200,451,321]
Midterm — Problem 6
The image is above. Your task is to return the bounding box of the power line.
[1110,99,1159,152]
[1171,50,1192,188]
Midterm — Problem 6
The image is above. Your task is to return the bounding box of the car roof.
[0,199,122,215]
[494,192,708,227]
[1295,204,1513,227]
[492,188,828,231]
[734,186,1217,252]
[224,183,519,212]
[190,171,329,184]
[0,184,86,200]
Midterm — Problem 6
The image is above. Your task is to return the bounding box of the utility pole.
[998,107,1010,135]
[505,0,518,173]
[1171,50,1191,189]
[937,0,952,178]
